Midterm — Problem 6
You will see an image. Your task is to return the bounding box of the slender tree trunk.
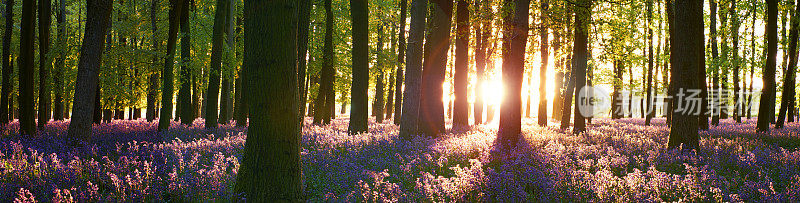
[645,0,655,126]
[178,0,193,125]
[146,0,160,122]
[37,0,52,128]
[158,0,185,131]
[399,0,427,138]
[66,0,113,140]
[418,0,452,137]
[53,0,66,121]
[386,72,395,119]
[758,0,778,132]
[0,0,13,124]
[668,0,703,149]
[348,0,370,134]
[747,2,755,119]
[234,0,301,200]
[314,0,335,125]
[297,0,312,122]
[498,0,529,148]
[777,0,800,128]
[453,0,469,127]
[538,0,549,126]
[17,0,36,135]
[612,60,623,119]
[394,0,407,124]
[93,84,101,124]
[473,0,488,125]
[219,0,236,124]
[571,0,590,134]
[203,0,229,129]
[375,70,385,122]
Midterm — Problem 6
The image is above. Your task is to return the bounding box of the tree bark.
[348,0,370,134]
[17,0,36,135]
[757,0,778,132]
[570,0,590,134]
[37,0,52,128]
[178,0,193,125]
[0,0,13,124]
[399,0,427,139]
[394,0,407,125]
[453,0,469,127]
[314,0,335,125]
[538,0,549,126]
[418,0,452,137]
[234,0,301,200]
[158,0,185,131]
[298,0,312,122]
[777,0,800,129]
[668,0,704,149]
[203,0,229,129]
[66,0,113,140]
[146,0,160,122]
[645,0,655,126]
[498,0,529,148]
[54,0,66,121]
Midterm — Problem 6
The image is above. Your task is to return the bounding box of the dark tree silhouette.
[54,0,66,121]
[234,0,301,200]
[474,0,489,125]
[66,0,113,140]
[178,0,193,125]
[776,0,800,129]
[394,0,407,124]
[314,0,335,125]
[17,0,36,135]
[538,0,549,126]
[645,0,655,126]
[298,0,312,120]
[571,0,590,134]
[497,0,529,148]
[668,0,704,149]
[146,0,160,122]
[0,0,12,124]
[418,0,452,137]
[710,0,720,126]
[348,0,369,135]
[157,0,185,131]
[219,0,236,124]
[757,0,777,132]
[399,0,427,139]
[203,0,229,129]
[37,0,52,128]
[453,0,469,127]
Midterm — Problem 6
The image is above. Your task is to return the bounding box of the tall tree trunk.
[37,0,52,128]
[219,0,236,124]
[453,0,469,127]
[17,0,36,135]
[66,0,113,140]
[386,72,395,119]
[667,0,703,149]
[146,0,160,122]
[758,0,778,132]
[375,69,385,122]
[348,0,369,134]
[571,0,590,134]
[612,60,623,119]
[418,0,452,137]
[314,0,335,125]
[234,0,301,200]
[399,0,427,139]
[498,0,529,148]
[645,0,655,126]
[178,0,193,125]
[473,0,488,125]
[0,0,13,124]
[394,0,407,125]
[203,0,229,129]
[53,0,66,121]
[157,0,185,131]
[538,0,549,126]
[298,0,312,121]
[732,0,741,123]
[777,0,800,129]
[747,2,755,119]
[93,84,101,124]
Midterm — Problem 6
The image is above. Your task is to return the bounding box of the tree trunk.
[453,0,469,127]
[747,2,755,119]
[0,0,13,124]
[399,0,427,139]
[298,0,312,120]
[178,0,193,125]
[418,0,452,137]
[314,0,335,125]
[219,0,236,125]
[498,0,529,148]
[386,72,395,119]
[234,0,301,200]
[203,0,229,129]
[612,60,624,119]
[732,0,741,123]
[571,0,590,134]
[37,0,52,128]
[394,0,407,125]
[537,0,549,126]
[66,0,113,140]
[375,69,385,122]
[146,0,159,122]
[473,0,488,125]
[17,0,36,135]
[54,0,66,121]
[158,0,185,131]
[777,0,800,129]
[711,0,721,126]
[667,0,703,149]
[348,0,370,134]
[93,84,101,124]
[645,0,655,126]
[757,0,778,132]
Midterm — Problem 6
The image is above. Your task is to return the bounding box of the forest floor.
[1,116,800,201]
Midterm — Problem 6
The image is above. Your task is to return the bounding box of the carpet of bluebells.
[2,116,800,202]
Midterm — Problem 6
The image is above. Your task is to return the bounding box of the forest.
[1,0,799,201]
